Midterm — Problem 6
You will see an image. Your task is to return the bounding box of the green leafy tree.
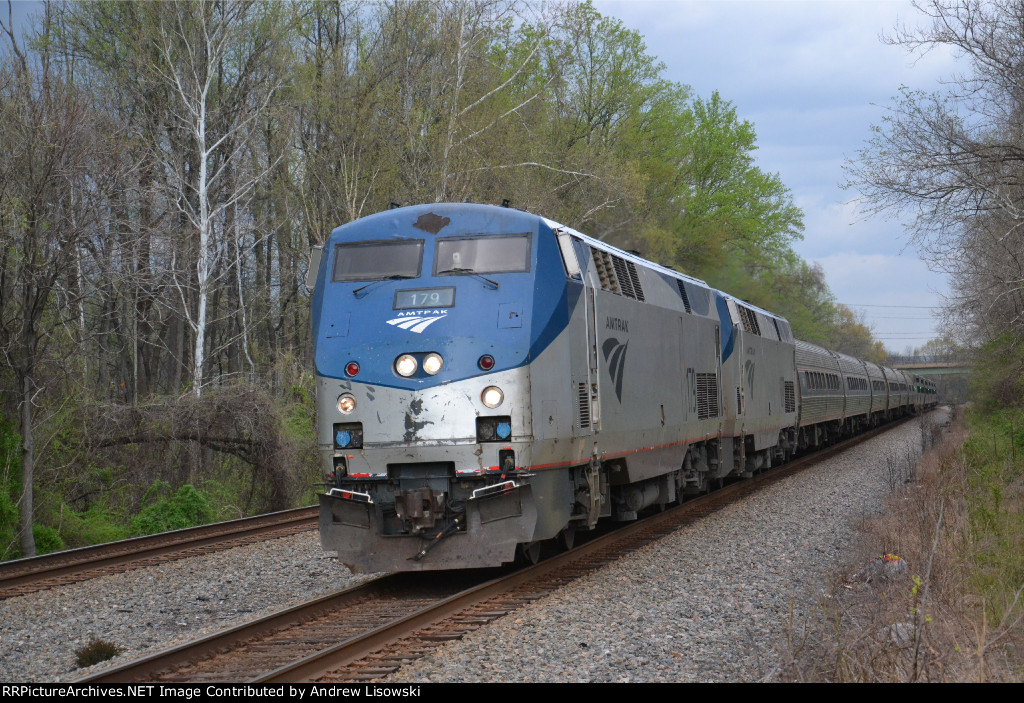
[829,304,888,364]
[675,92,805,269]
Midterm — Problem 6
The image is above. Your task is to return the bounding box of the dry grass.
[781,407,1024,682]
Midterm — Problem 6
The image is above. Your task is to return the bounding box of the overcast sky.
[593,0,959,352]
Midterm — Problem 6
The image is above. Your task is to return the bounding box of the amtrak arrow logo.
[602,337,628,402]
[387,312,446,334]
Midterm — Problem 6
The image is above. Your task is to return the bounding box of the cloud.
[811,252,949,351]
[594,0,958,350]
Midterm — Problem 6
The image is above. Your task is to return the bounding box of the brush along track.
[76,418,909,683]
[0,506,318,599]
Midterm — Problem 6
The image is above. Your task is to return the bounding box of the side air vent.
[696,373,719,420]
[738,306,761,336]
[612,255,634,298]
[577,382,591,429]
[784,381,796,413]
[591,247,644,301]
[626,261,645,301]
[677,280,692,313]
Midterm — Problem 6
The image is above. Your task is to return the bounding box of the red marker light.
[478,354,495,370]
[345,361,360,377]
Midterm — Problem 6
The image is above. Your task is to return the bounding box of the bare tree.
[149,1,290,396]
[848,1,1024,350]
[0,4,122,555]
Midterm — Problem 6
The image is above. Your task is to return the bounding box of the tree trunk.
[18,370,35,558]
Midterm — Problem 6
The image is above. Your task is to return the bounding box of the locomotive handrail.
[327,488,374,503]
[470,480,519,500]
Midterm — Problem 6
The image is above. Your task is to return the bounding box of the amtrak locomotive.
[310,203,937,573]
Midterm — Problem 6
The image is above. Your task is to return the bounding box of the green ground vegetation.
[962,405,1024,629]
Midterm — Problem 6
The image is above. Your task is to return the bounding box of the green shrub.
[0,494,18,560]
[74,637,123,668]
[32,523,64,554]
[60,505,130,547]
[198,479,243,522]
[131,483,213,536]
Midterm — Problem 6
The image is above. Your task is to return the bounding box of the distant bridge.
[888,355,971,403]
[888,355,972,377]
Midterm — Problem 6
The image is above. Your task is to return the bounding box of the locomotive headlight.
[395,354,418,377]
[337,393,356,414]
[481,386,504,408]
[423,353,443,375]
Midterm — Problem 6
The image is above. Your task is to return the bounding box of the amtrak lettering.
[601,337,628,402]
[394,310,447,317]
[605,316,629,333]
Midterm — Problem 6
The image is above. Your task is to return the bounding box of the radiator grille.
[696,373,719,420]
[577,382,591,429]
[784,381,796,413]
[591,247,644,301]
[612,255,634,298]
[626,261,645,301]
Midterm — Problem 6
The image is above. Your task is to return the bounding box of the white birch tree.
[151,1,289,396]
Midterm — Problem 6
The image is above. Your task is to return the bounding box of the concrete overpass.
[889,356,971,402]
[889,357,972,377]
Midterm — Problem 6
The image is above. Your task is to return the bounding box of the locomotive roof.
[540,216,789,324]
[540,216,711,291]
[715,292,791,324]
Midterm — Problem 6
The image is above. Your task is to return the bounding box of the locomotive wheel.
[558,524,576,551]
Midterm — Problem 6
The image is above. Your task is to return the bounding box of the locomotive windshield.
[434,233,531,275]
[332,240,424,282]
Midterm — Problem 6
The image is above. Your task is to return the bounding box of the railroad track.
[76,417,911,683]
[0,506,318,599]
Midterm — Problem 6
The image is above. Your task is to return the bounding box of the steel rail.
[0,505,317,597]
[260,417,913,683]
[75,573,407,683]
[74,416,916,683]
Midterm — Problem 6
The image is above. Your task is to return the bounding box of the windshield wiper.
[352,274,415,298]
[436,268,500,290]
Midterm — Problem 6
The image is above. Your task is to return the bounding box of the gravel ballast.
[384,412,945,683]
[0,412,943,682]
[0,532,377,682]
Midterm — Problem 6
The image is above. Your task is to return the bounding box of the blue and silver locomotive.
[310,203,936,572]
